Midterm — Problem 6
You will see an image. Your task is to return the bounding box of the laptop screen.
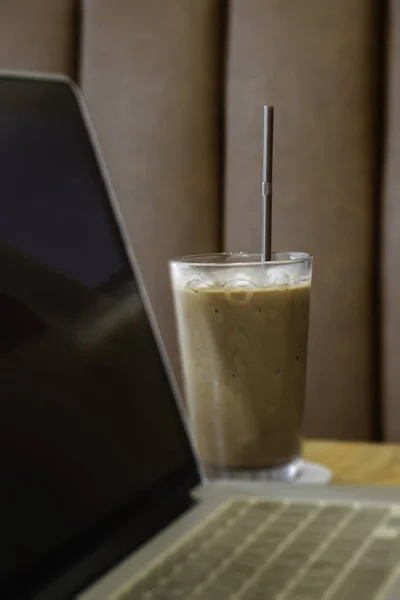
[0,75,198,593]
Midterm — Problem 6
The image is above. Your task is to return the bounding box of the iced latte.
[170,253,312,481]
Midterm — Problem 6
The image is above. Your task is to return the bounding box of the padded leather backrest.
[0,0,76,75]
[224,0,379,439]
[80,0,222,380]
[0,1,386,441]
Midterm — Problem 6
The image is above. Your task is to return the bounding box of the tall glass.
[169,252,313,482]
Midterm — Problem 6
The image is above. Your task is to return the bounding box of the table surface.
[304,440,400,486]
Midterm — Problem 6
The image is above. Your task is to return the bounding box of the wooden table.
[303,440,400,486]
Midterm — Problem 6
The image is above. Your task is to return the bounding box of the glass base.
[204,456,303,483]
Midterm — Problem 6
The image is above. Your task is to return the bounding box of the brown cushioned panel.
[382,2,400,441]
[81,0,222,380]
[225,0,378,439]
[0,0,76,75]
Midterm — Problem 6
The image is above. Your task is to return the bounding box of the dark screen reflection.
[0,78,192,585]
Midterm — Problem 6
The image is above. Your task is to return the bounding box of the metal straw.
[261,105,274,261]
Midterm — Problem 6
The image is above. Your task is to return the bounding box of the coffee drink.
[170,252,312,479]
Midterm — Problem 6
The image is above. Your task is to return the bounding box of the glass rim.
[169,251,313,268]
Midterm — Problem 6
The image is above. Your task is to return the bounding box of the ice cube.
[265,262,305,287]
[185,275,213,292]
[222,278,255,303]
[221,278,255,291]
[288,273,301,287]
[265,267,291,287]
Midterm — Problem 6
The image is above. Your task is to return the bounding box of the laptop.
[1,72,400,600]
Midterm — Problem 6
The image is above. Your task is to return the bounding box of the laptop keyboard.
[115,498,400,600]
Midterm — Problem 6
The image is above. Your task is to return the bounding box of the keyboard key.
[307,560,342,579]
[192,591,224,600]
[327,539,361,554]
[387,516,400,528]
[250,501,282,514]
[264,565,294,583]
[286,593,323,600]
[242,580,286,599]
[290,576,329,593]
[352,507,386,521]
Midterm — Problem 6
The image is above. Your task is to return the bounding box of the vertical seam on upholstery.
[373,0,389,441]
[218,0,229,253]
[72,0,82,84]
